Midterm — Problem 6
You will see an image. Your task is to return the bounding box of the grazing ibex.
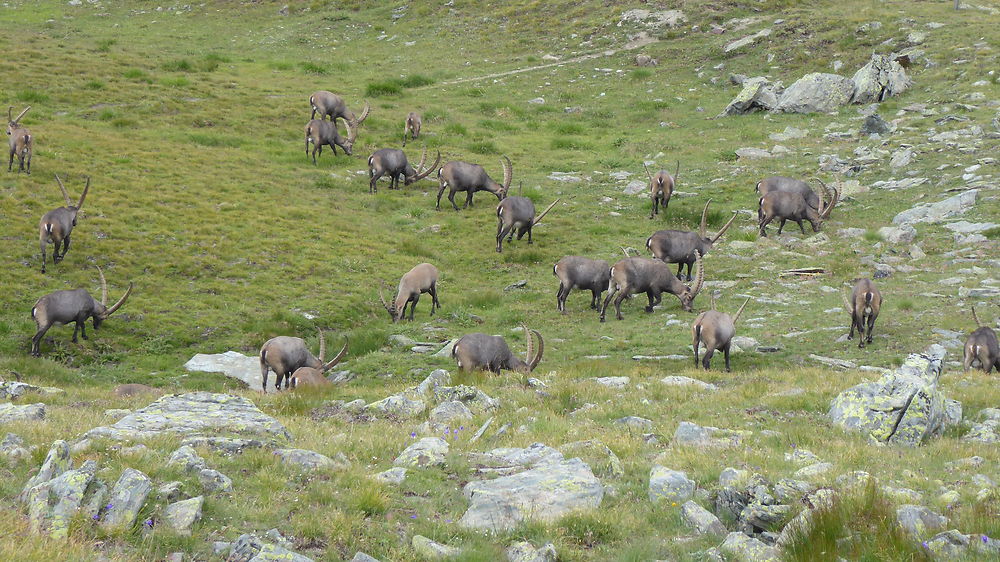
[452,325,543,374]
[645,161,679,219]
[692,296,751,371]
[288,332,349,388]
[378,263,440,322]
[758,181,838,237]
[368,148,440,193]
[7,106,32,174]
[308,92,370,128]
[305,119,358,162]
[553,256,611,314]
[600,251,704,321]
[964,307,999,373]
[260,329,342,392]
[755,176,824,210]
[495,196,559,252]
[30,266,133,357]
[842,278,882,349]
[38,174,90,273]
[436,156,512,210]
[647,199,738,281]
[634,54,659,67]
[402,112,421,146]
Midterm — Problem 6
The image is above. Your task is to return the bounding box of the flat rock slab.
[0,381,63,400]
[25,459,98,539]
[184,351,276,392]
[0,402,46,424]
[83,392,290,442]
[661,376,718,391]
[394,437,449,467]
[100,468,152,531]
[274,448,347,471]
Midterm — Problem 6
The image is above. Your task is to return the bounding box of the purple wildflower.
[92,514,100,521]
[144,518,154,528]
[105,503,113,510]
[984,535,990,544]
[410,514,417,519]
[922,541,929,549]
[410,432,416,438]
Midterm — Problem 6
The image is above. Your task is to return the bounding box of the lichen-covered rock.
[0,381,62,399]
[459,458,603,531]
[773,479,816,503]
[157,481,185,502]
[506,541,557,562]
[394,437,449,468]
[649,466,696,504]
[80,478,108,522]
[163,496,204,534]
[722,77,782,116]
[776,489,836,548]
[470,443,563,468]
[963,418,1000,443]
[681,500,727,536]
[615,416,653,431]
[1,432,29,461]
[350,553,380,562]
[558,440,624,479]
[740,502,790,533]
[373,467,407,485]
[168,445,208,472]
[660,376,718,391]
[896,504,946,538]
[198,468,233,494]
[0,402,46,424]
[674,421,749,448]
[776,73,855,113]
[784,449,821,466]
[794,462,834,479]
[925,529,971,558]
[365,394,426,419]
[25,460,97,538]
[273,448,348,471]
[719,531,780,561]
[228,533,314,562]
[19,440,71,501]
[84,392,290,442]
[412,535,460,559]
[432,385,499,414]
[181,436,268,455]
[100,468,152,530]
[850,53,911,104]
[428,401,473,425]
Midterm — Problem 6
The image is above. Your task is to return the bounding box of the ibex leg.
[866,312,876,344]
[464,191,474,209]
[429,283,440,313]
[795,220,806,235]
[496,223,513,253]
[590,289,600,310]
[723,343,731,372]
[448,190,461,211]
[60,236,71,261]
[408,294,419,321]
[599,288,619,322]
[758,216,774,237]
[777,219,786,235]
[31,324,51,357]
[7,150,13,172]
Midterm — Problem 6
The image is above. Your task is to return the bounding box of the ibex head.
[93,266,133,330]
[341,120,359,155]
[379,281,403,322]
[7,105,30,134]
[55,174,90,221]
[811,177,840,229]
[497,155,513,200]
[677,251,705,312]
[405,149,441,186]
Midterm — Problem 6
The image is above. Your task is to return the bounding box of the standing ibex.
[758,181,838,237]
[7,106,32,174]
[368,148,440,193]
[646,161,679,220]
[402,112,421,146]
[260,329,342,392]
[495,196,560,252]
[692,296,751,371]
[288,332,349,388]
[436,156,512,210]
[964,307,999,373]
[452,325,543,374]
[30,266,133,357]
[553,256,611,314]
[842,278,882,349]
[38,174,90,273]
[308,92,370,128]
[305,119,358,162]
[755,176,825,210]
[600,251,704,321]
[647,199,738,281]
[378,263,440,322]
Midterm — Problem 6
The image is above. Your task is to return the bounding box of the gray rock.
[777,73,855,113]
[660,376,718,391]
[776,489,836,548]
[228,533,314,562]
[432,385,499,414]
[649,466,696,504]
[0,402,46,423]
[773,479,816,503]
[163,496,204,534]
[615,416,653,431]
[273,449,347,471]
[794,462,834,479]
[19,440,71,501]
[412,535,460,559]
[506,541,557,562]
[100,468,152,530]
[25,459,97,538]
[527,97,545,105]
[459,458,603,531]
[168,445,207,472]
[1,432,29,461]
[740,502,790,532]
[851,54,911,104]
[722,77,782,116]
[964,419,1000,443]
[558,440,624,479]
[590,376,629,388]
[416,369,451,394]
[877,224,917,244]
[181,436,267,455]
[504,280,528,291]
[394,437,449,467]
[942,221,997,234]
[719,531,780,561]
[925,530,971,558]
[719,467,750,488]
[429,401,473,425]
[198,468,233,494]
[681,500,727,535]
[769,126,808,141]
[0,381,62,399]
[157,481,185,502]
[623,180,646,195]
[896,504,946,538]
[892,190,977,225]
[184,351,273,391]
[619,9,687,29]
[84,392,290,442]
[736,147,772,159]
[784,449,821,466]
[350,554,381,562]
[861,114,891,135]
[673,421,749,448]
[890,147,913,168]
[365,394,426,419]
[724,28,773,53]
[373,467,407,485]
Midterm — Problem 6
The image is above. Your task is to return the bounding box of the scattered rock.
[890,147,913,168]
[1,432,29,461]
[433,385,499,414]
[24,458,98,538]
[896,504,947,538]
[794,462,834,479]
[0,402,46,423]
[504,279,528,291]
[163,496,204,534]
[365,394,426,419]
[722,77,782,116]
[724,28,773,53]
[769,126,808,142]
[394,437,449,467]
[181,436,268,456]
[198,469,233,494]
[273,449,347,471]
[558,440,624,479]
[590,376,629,388]
[878,225,917,244]
[925,529,971,558]
[660,376,718,391]
[527,97,544,105]
[429,401,473,425]
[373,467,407,485]
[19,440,71,501]
[0,381,62,399]
[168,445,208,472]
[861,114,892,135]
[681,500,727,535]
[851,54,912,104]
[623,180,646,195]
[719,531,780,562]
[412,535,460,559]
[615,416,653,431]
[649,466,696,504]
[673,421,749,448]
[506,541,557,562]
[228,533,314,562]
[777,73,855,113]
[100,468,152,530]
[634,54,658,67]
[735,147,772,159]
[619,9,687,29]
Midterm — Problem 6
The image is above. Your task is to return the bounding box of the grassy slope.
[0,0,997,560]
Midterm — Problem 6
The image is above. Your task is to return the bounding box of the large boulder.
[722,77,782,116]
[0,402,46,423]
[850,54,912,104]
[184,351,271,391]
[892,190,977,225]
[649,466,696,504]
[829,345,959,445]
[100,468,152,530]
[776,73,855,113]
[24,459,98,538]
[394,437,449,468]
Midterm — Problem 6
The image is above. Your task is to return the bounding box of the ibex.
[495,196,560,253]
[452,325,543,374]
[692,297,751,371]
[645,161,679,220]
[308,92,371,128]
[305,119,358,162]
[30,266,133,357]
[436,156,512,210]
[553,256,611,314]
[260,329,345,392]
[402,112,421,146]
[964,307,999,373]
[378,263,440,322]
[38,174,90,274]
[647,199,738,281]
[758,181,838,237]
[634,54,659,67]
[600,251,704,322]
[7,106,32,174]
[755,176,824,210]
[288,332,349,388]
[842,278,882,349]
[368,148,440,193]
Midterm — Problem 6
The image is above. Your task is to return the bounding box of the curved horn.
[690,251,705,299]
[522,323,533,369]
[100,282,133,318]
[732,296,751,326]
[317,328,326,361]
[711,212,739,244]
[643,163,652,183]
[97,265,108,306]
[972,306,983,328]
[54,174,71,206]
[76,176,91,210]
[415,148,428,173]
[529,329,544,371]
[842,291,853,313]
[812,177,832,202]
[500,155,512,193]
[531,197,560,227]
[700,199,711,239]
[378,281,393,315]
[621,246,630,257]
[816,183,826,218]
[673,160,680,184]
[354,100,370,125]
[321,338,349,372]
[411,150,440,182]
[6,107,10,123]
[823,185,839,219]
[346,119,357,144]
[13,106,30,123]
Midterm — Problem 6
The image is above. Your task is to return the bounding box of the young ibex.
[38,174,90,273]
[378,263,440,322]
[553,256,611,314]
[7,105,32,174]
[755,176,824,210]
[30,266,133,357]
[436,156,512,210]
[305,119,358,162]
[647,199,738,281]
[402,112,421,146]
[308,92,371,128]
[368,148,440,193]
[758,180,838,237]
[634,54,659,67]
[260,329,345,392]
[495,196,560,252]
[288,331,349,388]
[842,278,882,349]
[452,325,543,374]
[600,251,704,322]
[964,307,999,373]
[645,161,679,219]
[692,296,751,371]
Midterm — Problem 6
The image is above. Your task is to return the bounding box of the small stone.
[614,416,653,431]
[794,462,834,479]
[412,535,460,559]
[527,97,545,105]
[429,401,473,425]
[197,469,233,494]
[681,500,727,535]
[394,437,448,467]
[373,467,407,485]
[660,376,718,391]
[506,541,557,562]
[649,466,696,504]
[590,376,629,388]
[162,496,204,534]
[273,449,347,471]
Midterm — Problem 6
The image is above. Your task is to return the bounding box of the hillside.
[0,0,998,560]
